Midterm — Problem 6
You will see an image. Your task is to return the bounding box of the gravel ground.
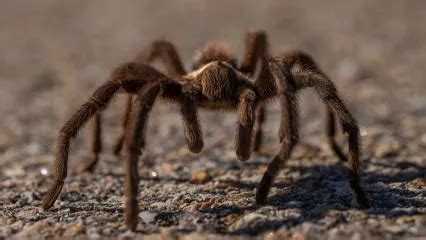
[0,1,425,239]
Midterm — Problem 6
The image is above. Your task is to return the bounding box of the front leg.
[180,95,204,153]
[236,88,257,161]
[122,82,161,231]
[42,80,121,209]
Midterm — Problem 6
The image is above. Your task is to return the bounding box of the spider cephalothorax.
[43,30,369,231]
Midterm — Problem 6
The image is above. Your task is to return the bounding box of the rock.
[150,201,169,210]
[4,167,25,178]
[264,227,291,240]
[350,232,362,240]
[374,139,401,158]
[371,181,388,190]
[300,222,334,239]
[220,214,240,225]
[106,222,120,229]
[0,217,9,226]
[229,213,268,233]
[310,203,343,217]
[396,215,426,225]
[10,220,24,232]
[187,198,220,212]
[408,178,426,188]
[86,227,100,238]
[0,225,12,236]
[190,171,211,184]
[53,226,65,235]
[285,201,303,208]
[15,208,39,221]
[63,223,85,236]
[384,225,404,234]
[389,207,417,216]
[291,231,307,240]
[0,179,16,188]
[327,181,352,197]
[139,211,157,224]
[15,220,49,237]
[202,181,232,191]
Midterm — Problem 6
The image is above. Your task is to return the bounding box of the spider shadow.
[204,159,425,235]
[74,153,424,236]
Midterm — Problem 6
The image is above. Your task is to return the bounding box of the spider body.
[42,31,369,231]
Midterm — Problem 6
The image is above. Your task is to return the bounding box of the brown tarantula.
[43,30,369,230]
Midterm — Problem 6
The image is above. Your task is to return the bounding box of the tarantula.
[42,30,369,230]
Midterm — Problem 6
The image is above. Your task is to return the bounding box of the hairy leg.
[253,103,265,152]
[113,40,187,156]
[42,80,121,209]
[242,30,276,152]
[256,63,299,203]
[73,112,103,174]
[43,60,170,211]
[122,82,161,230]
[326,107,347,162]
[139,41,206,153]
[112,95,133,155]
[324,95,368,207]
[240,30,268,74]
[180,95,204,153]
[251,60,275,153]
[290,56,369,207]
[236,88,257,161]
[134,40,186,77]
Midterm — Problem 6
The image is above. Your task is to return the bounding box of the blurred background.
[0,0,425,238]
[1,0,425,145]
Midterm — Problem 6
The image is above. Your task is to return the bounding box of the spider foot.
[124,197,139,231]
[187,138,204,154]
[42,180,64,209]
[350,180,370,208]
[255,171,274,204]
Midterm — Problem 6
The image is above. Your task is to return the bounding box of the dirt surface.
[0,1,425,239]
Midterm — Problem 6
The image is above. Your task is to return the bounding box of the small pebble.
[374,139,401,158]
[63,223,85,236]
[190,170,211,184]
[15,209,39,221]
[139,211,156,224]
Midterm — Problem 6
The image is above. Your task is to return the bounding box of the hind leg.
[113,40,187,155]
[73,112,102,174]
[122,82,161,230]
[256,63,299,203]
[253,104,266,153]
[326,107,347,162]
